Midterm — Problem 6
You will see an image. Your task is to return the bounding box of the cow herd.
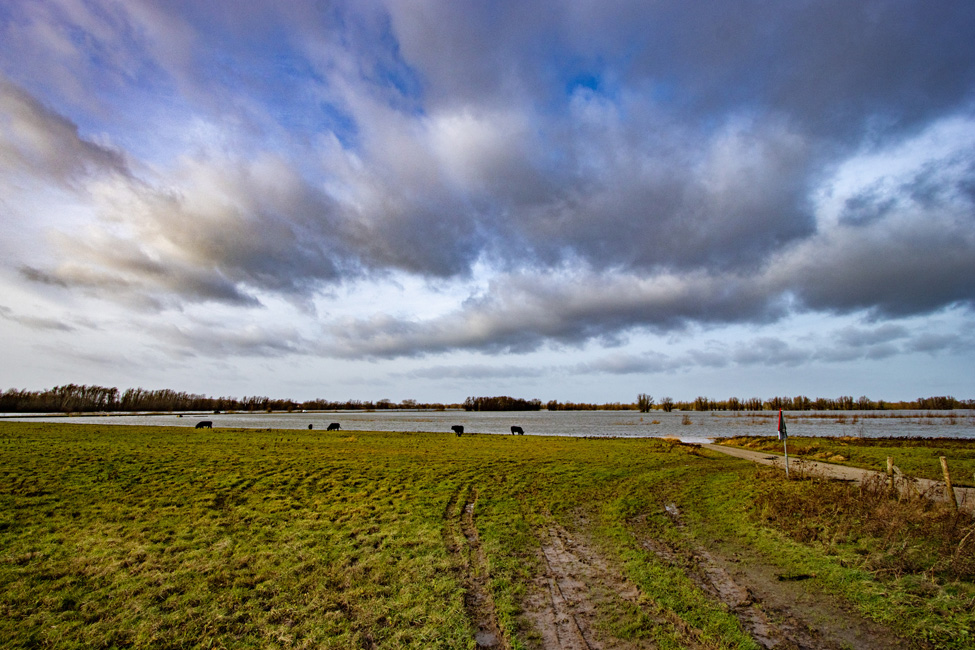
[193,421,527,436]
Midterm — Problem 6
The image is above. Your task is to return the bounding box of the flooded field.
[4,409,974,442]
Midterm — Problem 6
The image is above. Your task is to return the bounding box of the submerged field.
[1,422,973,649]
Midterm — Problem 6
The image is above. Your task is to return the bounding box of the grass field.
[1,422,973,649]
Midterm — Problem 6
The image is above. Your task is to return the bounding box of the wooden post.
[940,457,958,513]
[783,437,789,479]
[887,456,894,493]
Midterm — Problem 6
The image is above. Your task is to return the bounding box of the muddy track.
[641,503,907,650]
[444,488,906,649]
[444,485,507,649]
[523,523,665,650]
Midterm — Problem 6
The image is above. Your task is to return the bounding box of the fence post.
[940,456,958,513]
[887,457,895,494]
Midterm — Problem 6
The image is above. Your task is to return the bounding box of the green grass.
[715,435,975,486]
[1,423,973,649]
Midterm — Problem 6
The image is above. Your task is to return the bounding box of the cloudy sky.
[1,1,974,404]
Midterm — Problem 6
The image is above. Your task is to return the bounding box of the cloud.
[2,1,975,372]
[321,267,788,358]
[0,76,128,182]
[150,320,309,359]
[908,331,973,355]
[572,352,679,376]
[2,89,357,306]
[784,209,975,317]
[403,364,548,381]
[730,338,811,368]
[0,304,75,332]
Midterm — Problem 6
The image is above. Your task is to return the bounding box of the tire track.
[524,524,661,650]
[641,503,905,650]
[534,526,599,649]
[444,485,507,649]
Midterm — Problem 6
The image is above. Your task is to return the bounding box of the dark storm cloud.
[785,212,975,317]
[2,1,975,359]
[390,1,975,144]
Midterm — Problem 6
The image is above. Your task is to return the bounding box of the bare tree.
[636,393,654,413]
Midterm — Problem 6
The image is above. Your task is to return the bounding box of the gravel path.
[700,443,975,513]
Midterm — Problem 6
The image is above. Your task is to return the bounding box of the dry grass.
[753,470,975,580]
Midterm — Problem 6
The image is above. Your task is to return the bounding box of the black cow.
[451,425,464,436]
[327,422,341,431]
[511,426,524,435]
[195,421,213,429]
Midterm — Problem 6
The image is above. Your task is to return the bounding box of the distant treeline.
[463,396,543,411]
[0,384,971,414]
[546,400,633,411]
[656,395,972,412]
[0,385,453,414]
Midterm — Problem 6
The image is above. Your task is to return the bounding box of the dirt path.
[642,504,908,650]
[444,485,507,649]
[519,515,908,650]
[522,523,668,649]
[446,469,917,649]
[701,443,975,512]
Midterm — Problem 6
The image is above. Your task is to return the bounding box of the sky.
[1,1,974,404]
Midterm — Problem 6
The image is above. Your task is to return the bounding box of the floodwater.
[4,409,974,443]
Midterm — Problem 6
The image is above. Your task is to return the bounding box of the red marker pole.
[778,409,789,478]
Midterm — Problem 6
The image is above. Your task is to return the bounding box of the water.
[4,410,974,443]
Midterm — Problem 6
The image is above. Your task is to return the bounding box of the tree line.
[0,385,453,414]
[649,394,972,412]
[0,384,970,414]
[462,396,543,411]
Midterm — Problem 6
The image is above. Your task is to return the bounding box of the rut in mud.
[519,510,908,650]
[445,489,907,649]
[639,503,908,650]
[444,485,507,649]
[522,522,670,650]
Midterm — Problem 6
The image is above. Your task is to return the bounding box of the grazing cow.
[451,425,464,436]
[511,426,524,435]
[327,422,341,431]
[195,421,212,429]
